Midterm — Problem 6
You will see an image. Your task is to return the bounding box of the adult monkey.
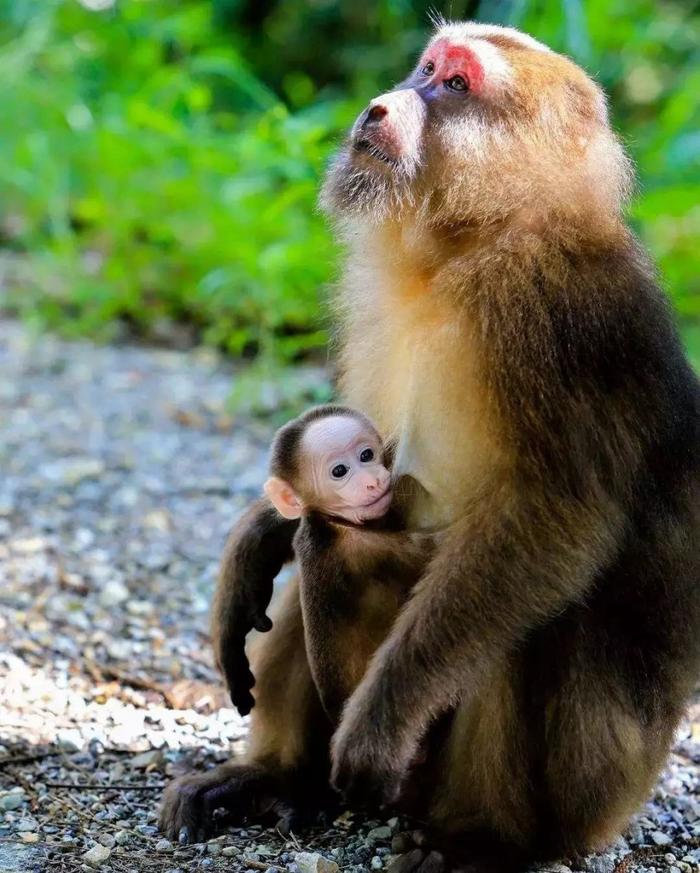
[161,20,700,867]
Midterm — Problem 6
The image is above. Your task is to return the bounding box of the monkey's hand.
[330,681,415,807]
[218,630,258,718]
[213,500,298,716]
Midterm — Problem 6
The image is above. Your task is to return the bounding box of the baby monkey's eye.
[421,61,435,76]
[331,464,349,479]
[359,448,375,462]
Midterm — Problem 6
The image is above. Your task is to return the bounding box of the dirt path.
[1,321,699,873]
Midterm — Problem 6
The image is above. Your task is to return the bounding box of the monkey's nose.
[364,103,388,126]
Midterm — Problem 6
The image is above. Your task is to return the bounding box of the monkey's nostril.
[366,104,388,124]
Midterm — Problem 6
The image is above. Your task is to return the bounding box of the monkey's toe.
[388,849,446,873]
[159,763,275,842]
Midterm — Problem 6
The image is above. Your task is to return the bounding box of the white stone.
[83,844,111,867]
[98,580,129,607]
[295,852,340,873]
[56,729,83,752]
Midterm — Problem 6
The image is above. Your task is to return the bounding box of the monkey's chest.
[343,307,494,531]
[391,363,481,529]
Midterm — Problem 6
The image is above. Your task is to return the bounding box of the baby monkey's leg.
[160,578,333,841]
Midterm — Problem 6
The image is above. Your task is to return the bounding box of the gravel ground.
[1,320,699,873]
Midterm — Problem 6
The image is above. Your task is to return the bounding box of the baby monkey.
[216,405,432,721]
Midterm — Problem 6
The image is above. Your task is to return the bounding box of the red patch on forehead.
[425,38,485,93]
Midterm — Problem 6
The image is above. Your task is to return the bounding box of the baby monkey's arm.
[296,513,432,722]
[212,498,298,716]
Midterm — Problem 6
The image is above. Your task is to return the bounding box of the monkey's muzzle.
[351,88,426,167]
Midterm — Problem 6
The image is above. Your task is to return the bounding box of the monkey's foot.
[387,849,446,873]
[386,829,527,873]
[159,762,280,843]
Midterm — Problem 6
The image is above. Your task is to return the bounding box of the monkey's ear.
[264,477,304,520]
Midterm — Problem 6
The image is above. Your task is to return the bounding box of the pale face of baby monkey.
[264,415,393,525]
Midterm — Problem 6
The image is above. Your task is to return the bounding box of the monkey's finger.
[231,687,255,717]
[252,614,273,633]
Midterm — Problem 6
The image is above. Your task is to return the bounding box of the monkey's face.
[321,22,629,226]
[301,416,393,524]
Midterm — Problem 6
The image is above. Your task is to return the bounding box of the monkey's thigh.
[425,659,538,848]
[425,638,672,857]
[535,634,673,857]
[160,576,330,841]
[247,574,332,771]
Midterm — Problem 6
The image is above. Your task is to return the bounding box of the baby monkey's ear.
[264,477,304,520]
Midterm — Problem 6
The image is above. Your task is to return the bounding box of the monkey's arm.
[330,487,622,801]
[297,514,430,723]
[295,518,359,722]
[212,498,298,716]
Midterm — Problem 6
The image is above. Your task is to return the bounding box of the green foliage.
[0,0,352,360]
[0,0,698,367]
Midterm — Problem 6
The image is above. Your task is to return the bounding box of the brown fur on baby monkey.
[214,404,432,719]
[265,405,432,720]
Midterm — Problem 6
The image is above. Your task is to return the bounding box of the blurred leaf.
[0,0,696,374]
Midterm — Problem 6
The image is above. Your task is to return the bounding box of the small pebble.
[83,844,112,867]
[368,826,392,842]
[156,838,174,852]
[295,851,340,873]
[16,818,38,832]
[56,730,82,753]
[584,857,616,873]
[0,792,26,812]
[651,831,673,846]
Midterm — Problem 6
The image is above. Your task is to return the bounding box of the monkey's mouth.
[362,488,393,513]
[352,138,397,166]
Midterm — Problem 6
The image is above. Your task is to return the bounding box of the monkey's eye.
[359,448,375,462]
[331,464,349,479]
[445,75,469,92]
[420,61,435,76]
